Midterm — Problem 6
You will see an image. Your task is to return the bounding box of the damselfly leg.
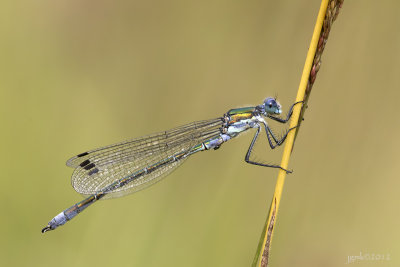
[245,125,298,174]
[265,124,299,148]
[267,101,304,123]
[245,101,303,173]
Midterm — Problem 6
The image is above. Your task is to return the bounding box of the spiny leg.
[263,122,299,148]
[244,126,292,174]
[268,101,304,123]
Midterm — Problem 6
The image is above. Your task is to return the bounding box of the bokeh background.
[1,0,399,266]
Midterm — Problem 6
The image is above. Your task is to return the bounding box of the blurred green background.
[1,0,399,266]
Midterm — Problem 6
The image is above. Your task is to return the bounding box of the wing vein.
[68,118,223,198]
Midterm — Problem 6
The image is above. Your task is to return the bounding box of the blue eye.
[264,97,276,107]
[263,97,281,115]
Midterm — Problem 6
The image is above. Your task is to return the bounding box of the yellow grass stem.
[253,0,344,266]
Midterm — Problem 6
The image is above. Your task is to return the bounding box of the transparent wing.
[67,118,223,199]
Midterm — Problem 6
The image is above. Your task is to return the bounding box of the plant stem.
[253,0,344,266]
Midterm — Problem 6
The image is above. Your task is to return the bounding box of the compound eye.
[266,98,275,107]
[263,97,282,115]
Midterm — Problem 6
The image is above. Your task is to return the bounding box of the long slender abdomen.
[41,193,104,233]
[42,133,231,233]
[41,148,190,233]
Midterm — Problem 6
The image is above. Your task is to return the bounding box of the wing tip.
[66,151,89,167]
[77,152,89,157]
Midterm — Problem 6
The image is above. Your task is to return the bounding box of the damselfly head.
[263,97,282,115]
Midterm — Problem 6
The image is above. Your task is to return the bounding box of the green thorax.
[227,107,256,123]
[227,106,255,115]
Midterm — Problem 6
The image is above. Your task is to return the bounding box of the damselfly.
[42,97,302,233]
